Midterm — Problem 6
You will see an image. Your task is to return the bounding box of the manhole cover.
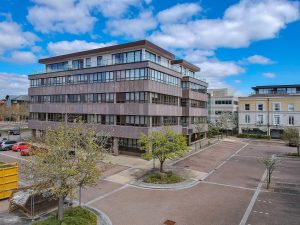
[164,219,176,225]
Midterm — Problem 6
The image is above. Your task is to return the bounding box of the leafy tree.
[216,112,236,137]
[194,121,207,148]
[24,123,107,221]
[139,127,188,172]
[283,127,300,155]
[260,156,279,189]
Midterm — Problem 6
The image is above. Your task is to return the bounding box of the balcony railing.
[30,54,207,82]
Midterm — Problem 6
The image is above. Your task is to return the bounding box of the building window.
[72,59,83,69]
[288,116,295,125]
[245,115,250,124]
[257,115,264,125]
[85,58,91,67]
[152,116,162,127]
[288,104,294,111]
[257,103,264,111]
[245,104,250,110]
[274,115,280,125]
[97,56,103,66]
[215,100,232,105]
[273,103,281,111]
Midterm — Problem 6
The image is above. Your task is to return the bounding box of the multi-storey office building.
[239,85,300,138]
[28,40,208,155]
[208,88,238,131]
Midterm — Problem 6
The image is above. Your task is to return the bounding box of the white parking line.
[239,154,276,225]
[85,184,129,205]
[0,152,28,162]
[202,181,256,191]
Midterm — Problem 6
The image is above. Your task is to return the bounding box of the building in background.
[28,40,208,155]
[207,88,238,132]
[0,95,29,121]
[238,84,300,138]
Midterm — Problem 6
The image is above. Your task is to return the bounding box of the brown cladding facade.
[28,40,208,155]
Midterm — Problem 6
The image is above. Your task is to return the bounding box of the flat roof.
[252,84,300,90]
[39,40,176,64]
[171,59,200,72]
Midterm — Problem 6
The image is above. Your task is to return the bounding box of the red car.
[12,142,31,152]
[21,146,47,156]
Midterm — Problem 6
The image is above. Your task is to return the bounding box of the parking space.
[90,183,253,225]
[246,191,300,225]
[174,141,246,173]
[205,156,265,189]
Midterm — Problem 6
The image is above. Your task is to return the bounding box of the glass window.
[85,58,91,67]
[288,104,294,111]
[288,116,294,125]
[257,103,264,111]
[245,115,250,124]
[257,115,264,125]
[274,115,280,125]
[245,104,250,110]
[273,103,281,111]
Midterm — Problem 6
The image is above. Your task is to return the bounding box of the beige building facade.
[239,85,300,138]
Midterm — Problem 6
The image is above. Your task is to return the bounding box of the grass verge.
[33,206,97,225]
[286,153,300,157]
[143,171,182,184]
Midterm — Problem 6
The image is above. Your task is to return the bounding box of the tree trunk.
[79,185,82,206]
[297,145,300,155]
[266,171,271,189]
[159,160,165,173]
[57,196,64,221]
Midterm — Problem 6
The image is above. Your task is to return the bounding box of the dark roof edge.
[171,59,200,72]
[39,40,175,64]
[252,84,300,90]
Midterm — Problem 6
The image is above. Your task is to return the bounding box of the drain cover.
[164,219,176,225]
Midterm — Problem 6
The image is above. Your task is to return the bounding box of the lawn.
[143,171,182,184]
[33,206,97,225]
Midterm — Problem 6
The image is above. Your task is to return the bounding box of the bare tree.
[282,127,300,155]
[260,156,279,189]
[217,112,236,137]
[194,122,207,149]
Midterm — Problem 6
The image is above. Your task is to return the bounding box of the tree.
[24,123,107,221]
[194,121,207,148]
[283,127,300,155]
[217,112,236,137]
[139,127,188,172]
[260,156,279,189]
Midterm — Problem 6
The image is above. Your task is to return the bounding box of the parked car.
[0,140,18,151]
[12,142,31,152]
[21,146,47,156]
[8,128,20,135]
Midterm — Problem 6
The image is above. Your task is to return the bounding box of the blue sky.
[0,0,300,95]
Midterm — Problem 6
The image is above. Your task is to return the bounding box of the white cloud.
[106,11,157,39]
[0,19,38,55]
[47,40,116,55]
[27,0,95,34]
[182,49,215,63]
[263,72,276,78]
[157,3,201,24]
[235,79,241,83]
[0,73,29,95]
[27,0,150,34]
[6,51,37,64]
[151,0,300,49]
[241,54,274,64]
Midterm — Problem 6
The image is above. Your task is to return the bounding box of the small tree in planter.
[139,127,188,173]
[282,127,300,155]
[260,156,279,189]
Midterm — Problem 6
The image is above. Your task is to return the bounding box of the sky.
[0,0,300,96]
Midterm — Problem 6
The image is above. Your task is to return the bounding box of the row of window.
[245,103,295,111]
[30,92,206,106]
[257,87,299,95]
[182,81,207,93]
[215,100,238,105]
[244,114,295,125]
[31,68,181,88]
[30,113,207,127]
[181,99,207,108]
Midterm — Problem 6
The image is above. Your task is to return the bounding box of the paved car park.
[0,138,299,225]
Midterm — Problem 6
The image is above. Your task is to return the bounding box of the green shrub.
[144,171,182,184]
[33,207,97,225]
[237,134,271,140]
[287,152,300,157]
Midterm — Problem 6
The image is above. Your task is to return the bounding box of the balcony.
[29,55,206,82]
